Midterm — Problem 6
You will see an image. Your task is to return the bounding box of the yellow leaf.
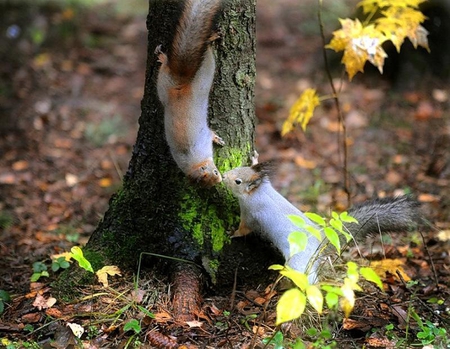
[51,252,73,262]
[306,285,323,314]
[96,265,122,287]
[340,278,355,318]
[280,267,309,291]
[376,7,428,51]
[358,0,427,14]
[327,19,388,80]
[370,259,411,281]
[282,88,320,135]
[276,288,306,324]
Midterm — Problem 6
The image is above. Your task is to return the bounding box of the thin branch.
[318,0,351,206]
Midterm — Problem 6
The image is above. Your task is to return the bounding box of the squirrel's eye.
[235,179,242,185]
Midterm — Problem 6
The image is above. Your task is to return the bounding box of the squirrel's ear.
[246,176,262,193]
[251,161,275,178]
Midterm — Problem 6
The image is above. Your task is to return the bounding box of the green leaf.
[70,246,94,273]
[32,261,47,273]
[321,285,343,296]
[330,218,343,233]
[324,227,340,254]
[137,305,155,318]
[340,211,358,224]
[123,319,141,334]
[346,261,359,284]
[30,273,42,282]
[51,262,60,272]
[305,225,323,242]
[305,212,326,227]
[280,269,309,291]
[288,214,306,228]
[340,229,353,243]
[360,267,383,290]
[0,290,11,302]
[276,288,306,324]
[262,331,284,349]
[0,301,4,314]
[325,291,339,309]
[288,231,308,257]
[306,285,323,314]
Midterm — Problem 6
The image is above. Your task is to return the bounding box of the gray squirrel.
[156,0,224,187]
[223,152,421,283]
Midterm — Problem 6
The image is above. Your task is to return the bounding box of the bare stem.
[318,0,351,206]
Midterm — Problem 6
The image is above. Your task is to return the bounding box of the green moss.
[207,206,228,252]
[208,259,220,284]
[218,145,252,172]
[82,249,106,271]
[192,223,204,247]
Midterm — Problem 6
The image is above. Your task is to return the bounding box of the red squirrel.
[223,152,421,283]
[156,0,224,187]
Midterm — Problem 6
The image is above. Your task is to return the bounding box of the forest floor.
[0,0,449,348]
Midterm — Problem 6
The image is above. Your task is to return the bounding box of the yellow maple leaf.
[282,88,320,135]
[96,265,122,287]
[327,19,388,80]
[358,0,427,14]
[376,6,428,51]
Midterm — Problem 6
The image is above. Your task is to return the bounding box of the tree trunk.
[58,0,281,296]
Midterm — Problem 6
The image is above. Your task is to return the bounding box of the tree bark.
[59,0,281,295]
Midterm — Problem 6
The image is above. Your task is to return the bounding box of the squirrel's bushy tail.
[169,0,221,81]
[347,196,421,239]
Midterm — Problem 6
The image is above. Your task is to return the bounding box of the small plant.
[0,290,11,315]
[30,261,49,282]
[410,310,448,346]
[270,211,383,325]
[51,256,71,272]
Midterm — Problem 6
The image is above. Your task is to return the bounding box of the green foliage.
[0,290,11,315]
[123,319,141,334]
[262,331,285,349]
[51,256,71,272]
[70,246,94,273]
[30,261,49,282]
[271,211,383,326]
[410,309,448,346]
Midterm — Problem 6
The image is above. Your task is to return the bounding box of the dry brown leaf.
[33,293,57,310]
[12,160,29,171]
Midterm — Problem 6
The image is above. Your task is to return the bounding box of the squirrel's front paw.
[212,132,225,146]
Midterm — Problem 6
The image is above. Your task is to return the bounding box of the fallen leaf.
[12,160,29,171]
[33,294,57,310]
[370,259,411,282]
[98,177,113,187]
[437,230,450,242]
[185,320,203,328]
[67,322,84,338]
[96,265,122,287]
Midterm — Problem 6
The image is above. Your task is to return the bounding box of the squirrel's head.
[188,160,222,187]
[223,162,273,197]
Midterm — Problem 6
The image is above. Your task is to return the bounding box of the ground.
[0,0,449,348]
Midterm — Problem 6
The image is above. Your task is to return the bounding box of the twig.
[318,0,351,206]
[419,230,439,292]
